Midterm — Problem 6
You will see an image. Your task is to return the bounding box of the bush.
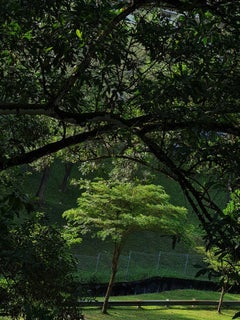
[0,189,84,319]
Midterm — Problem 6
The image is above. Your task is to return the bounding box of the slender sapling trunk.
[102,244,121,314]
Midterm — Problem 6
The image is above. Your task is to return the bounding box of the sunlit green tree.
[63,179,191,313]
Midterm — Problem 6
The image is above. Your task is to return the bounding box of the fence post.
[95,253,101,273]
[184,254,189,274]
[156,251,162,270]
[125,251,132,280]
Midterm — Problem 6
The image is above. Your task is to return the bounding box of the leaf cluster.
[198,190,240,292]
[63,179,192,247]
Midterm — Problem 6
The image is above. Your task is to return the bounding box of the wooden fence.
[80,299,240,307]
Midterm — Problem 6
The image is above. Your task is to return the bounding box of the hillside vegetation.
[23,160,227,258]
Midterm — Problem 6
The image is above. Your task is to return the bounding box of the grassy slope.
[23,160,227,259]
[83,289,240,320]
[23,161,195,254]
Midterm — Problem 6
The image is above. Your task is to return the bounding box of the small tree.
[198,189,240,317]
[196,247,240,314]
[63,179,191,314]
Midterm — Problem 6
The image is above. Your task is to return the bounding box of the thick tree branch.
[0,104,129,127]
[0,103,50,116]
[1,103,239,137]
[0,125,114,170]
[137,118,240,136]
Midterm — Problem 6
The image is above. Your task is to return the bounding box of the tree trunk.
[217,282,226,314]
[60,162,73,192]
[102,245,121,314]
[36,166,51,204]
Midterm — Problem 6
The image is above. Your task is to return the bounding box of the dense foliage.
[203,190,240,279]
[0,176,83,319]
[0,1,239,226]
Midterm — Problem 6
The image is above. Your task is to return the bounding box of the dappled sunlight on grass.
[84,306,238,320]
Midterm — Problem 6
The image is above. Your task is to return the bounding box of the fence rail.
[80,300,240,307]
[75,250,206,281]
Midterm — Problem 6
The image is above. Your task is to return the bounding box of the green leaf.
[23,30,33,40]
[202,36,208,46]
[45,47,53,53]
[76,29,83,40]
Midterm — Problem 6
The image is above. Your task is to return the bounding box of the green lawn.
[83,289,240,320]
[84,307,237,320]
[1,308,235,320]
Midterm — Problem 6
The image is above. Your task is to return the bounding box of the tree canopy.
[64,180,189,243]
[63,179,190,313]
[1,1,240,241]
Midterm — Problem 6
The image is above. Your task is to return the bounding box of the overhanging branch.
[0,125,114,170]
[137,131,216,225]
[1,104,239,137]
[0,103,50,116]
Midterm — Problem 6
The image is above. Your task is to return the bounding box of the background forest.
[1,0,240,319]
